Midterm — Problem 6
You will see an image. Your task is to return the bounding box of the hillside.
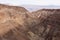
[0,4,60,40]
[0,4,30,40]
[0,4,28,12]
[30,9,60,40]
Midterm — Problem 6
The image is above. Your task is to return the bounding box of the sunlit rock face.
[0,4,30,40]
[0,4,28,12]
[29,9,60,40]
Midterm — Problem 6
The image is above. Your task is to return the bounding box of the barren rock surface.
[0,4,60,40]
[30,9,60,40]
[0,4,30,40]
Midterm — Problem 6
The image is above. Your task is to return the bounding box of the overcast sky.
[0,0,60,6]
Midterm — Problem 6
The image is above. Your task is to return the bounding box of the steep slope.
[0,4,30,40]
[0,4,60,40]
[29,9,60,40]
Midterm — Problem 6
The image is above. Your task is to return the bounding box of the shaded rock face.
[0,4,60,40]
[29,9,60,40]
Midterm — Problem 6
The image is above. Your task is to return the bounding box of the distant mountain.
[21,5,60,12]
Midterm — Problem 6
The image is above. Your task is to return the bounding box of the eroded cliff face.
[0,4,60,40]
[29,9,60,40]
[0,4,30,40]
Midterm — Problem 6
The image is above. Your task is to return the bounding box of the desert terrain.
[0,4,60,40]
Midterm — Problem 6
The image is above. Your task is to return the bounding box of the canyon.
[0,4,60,40]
